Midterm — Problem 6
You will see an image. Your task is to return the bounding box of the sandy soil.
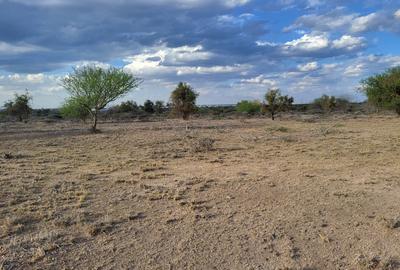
[0,116,400,270]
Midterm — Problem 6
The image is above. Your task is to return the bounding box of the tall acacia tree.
[170,82,198,120]
[61,65,142,132]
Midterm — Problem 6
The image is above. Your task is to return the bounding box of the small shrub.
[315,125,339,137]
[3,152,13,159]
[266,125,289,133]
[191,137,215,152]
[313,95,351,113]
[277,135,297,143]
[313,95,336,113]
[236,100,261,115]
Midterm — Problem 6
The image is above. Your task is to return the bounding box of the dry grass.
[0,116,400,269]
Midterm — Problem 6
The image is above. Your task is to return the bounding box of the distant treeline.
[0,99,370,122]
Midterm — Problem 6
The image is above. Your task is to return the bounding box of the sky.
[0,0,400,108]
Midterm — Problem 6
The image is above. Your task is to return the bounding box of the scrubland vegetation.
[1,66,400,269]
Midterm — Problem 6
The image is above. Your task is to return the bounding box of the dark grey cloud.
[0,0,374,74]
[0,0,399,108]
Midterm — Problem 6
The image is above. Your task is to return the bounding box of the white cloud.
[255,41,278,47]
[350,13,379,32]
[344,64,364,77]
[26,73,45,83]
[125,45,212,68]
[240,75,277,86]
[306,0,322,8]
[123,45,214,75]
[332,35,365,50]
[218,13,254,25]
[283,33,329,52]
[123,44,248,76]
[297,61,319,72]
[395,9,400,19]
[166,45,213,64]
[282,33,365,55]
[0,41,45,55]
[177,65,248,75]
[286,9,400,34]
[8,74,21,81]
[285,13,357,32]
[6,73,54,84]
[74,61,111,70]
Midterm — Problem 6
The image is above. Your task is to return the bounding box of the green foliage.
[360,66,400,115]
[3,92,33,122]
[313,95,337,113]
[60,97,90,121]
[313,95,351,113]
[117,100,139,113]
[143,100,155,114]
[335,97,351,111]
[35,108,51,117]
[170,82,198,120]
[236,100,261,115]
[264,89,294,120]
[154,100,165,114]
[61,65,142,131]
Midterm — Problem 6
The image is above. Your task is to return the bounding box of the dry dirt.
[0,116,400,270]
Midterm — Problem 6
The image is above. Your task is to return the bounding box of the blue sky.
[0,0,399,108]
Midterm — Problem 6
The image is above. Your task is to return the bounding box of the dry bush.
[276,135,298,143]
[191,137,215,152]
[2,152,24,160]
[266,125,290,133]
[314,125,341,137]
[356,254,400,270]
[2,152,13,159]
[381,216,400,229]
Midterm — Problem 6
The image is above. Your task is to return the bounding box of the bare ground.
[0,116,400,270]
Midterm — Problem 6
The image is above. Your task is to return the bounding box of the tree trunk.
[91,111,98,133]
[271,111,275,121]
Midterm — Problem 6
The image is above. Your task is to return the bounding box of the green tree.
[264,89,294,120]
[313,95,337,113]
[170,82,198,120]
[117,100,139,113]
[4,92,33,122]
[154,100,165,114]
[61,65,142,132]
[335,97,351,112]
[236,100,261,115]
[60,97,90,122]
[360,67,400,115]
[143,100,155,114]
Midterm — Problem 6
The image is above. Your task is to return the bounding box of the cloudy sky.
[0,0,400,108]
